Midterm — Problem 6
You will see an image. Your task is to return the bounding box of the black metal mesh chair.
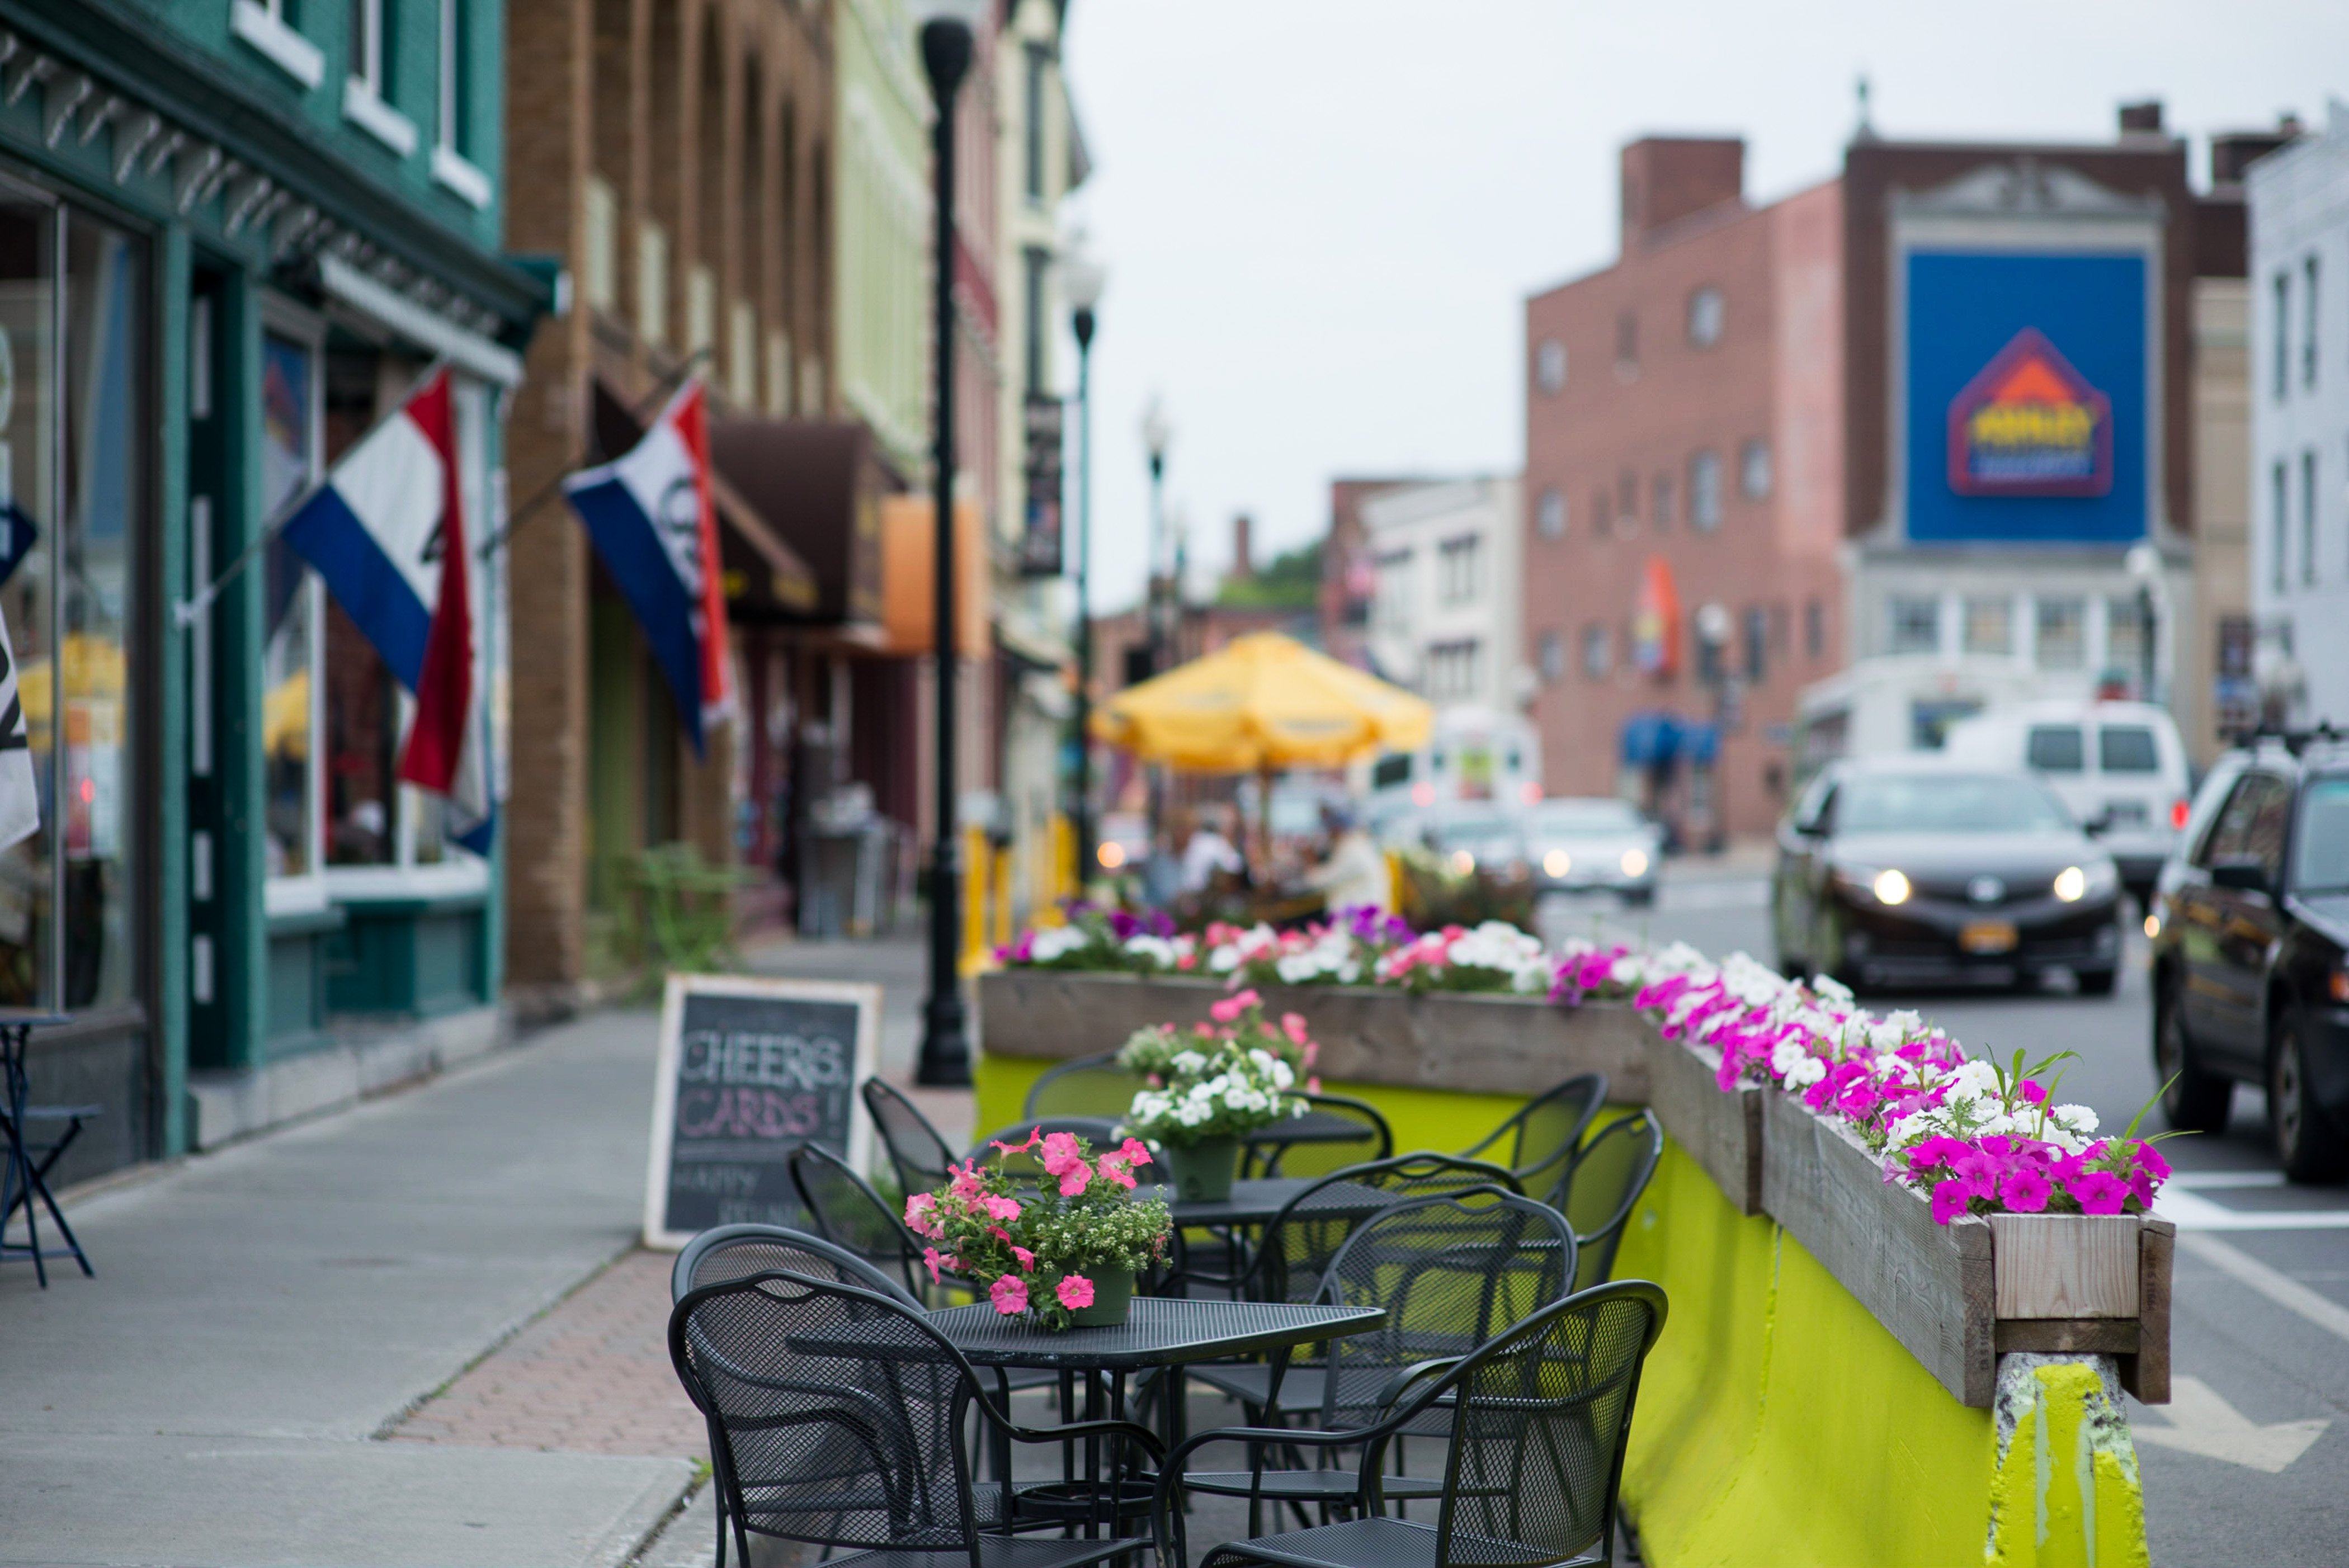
[1023,1051,1147,1121]
[1184,1192,1580,1523]
[671,1268,1162,1568]
[789,1144,932,1301]
[1243,1095,1395,1180]
[1545,1111,1664,1295]
[1164,1281,1669,1568]
[1459,1073,1608,1202]
[864,1079,959,1202]
[672,1223,918,1305]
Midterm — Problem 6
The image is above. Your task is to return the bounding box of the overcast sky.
[1049,0,2346,613]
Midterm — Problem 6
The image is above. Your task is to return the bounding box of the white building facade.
[2248,103,2349,729]
[1364,477,1528,716]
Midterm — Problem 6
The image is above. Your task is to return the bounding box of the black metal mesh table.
[1143,1177,1400,1229]
[924,1296,1384,1371]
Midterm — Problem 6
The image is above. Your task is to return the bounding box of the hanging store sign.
[1019,393,1064,578]
[1945,328,2112,497]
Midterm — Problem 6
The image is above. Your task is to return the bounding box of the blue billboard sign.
[1904,251,2147,545]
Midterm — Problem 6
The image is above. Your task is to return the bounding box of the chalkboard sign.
[643,973,880,1249]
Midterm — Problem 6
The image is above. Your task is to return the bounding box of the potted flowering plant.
[904,1131,1171,1330]
[1116,990,1310,1202]
[996,902,1194,974]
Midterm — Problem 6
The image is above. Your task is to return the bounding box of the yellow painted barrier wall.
[974,1048,2150,1567]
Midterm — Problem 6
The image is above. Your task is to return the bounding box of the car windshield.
[1434,816,1513,846]
[2296,776,2349,892]
[1837,773,2073,834]
[1532,800,1642,835]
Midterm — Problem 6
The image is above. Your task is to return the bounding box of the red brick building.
[1523,139,1846,840]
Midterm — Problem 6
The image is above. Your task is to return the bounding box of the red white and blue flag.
[560,381,733,754]
[280,369,493,852]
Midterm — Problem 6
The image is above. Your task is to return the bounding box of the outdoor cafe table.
[1143,1177,1399,1230]
[917,1297,1386,1534]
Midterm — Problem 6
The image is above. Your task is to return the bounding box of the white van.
[1941,700,2192,905]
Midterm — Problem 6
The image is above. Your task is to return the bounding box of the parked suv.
[2149,730,2349,1180]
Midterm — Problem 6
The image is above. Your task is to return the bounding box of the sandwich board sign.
[643,972,879,1250]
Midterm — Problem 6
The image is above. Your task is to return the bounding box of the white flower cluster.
[1447,922,1554,993]
[1123,1045,1303,1142]
[1123,934,1181,969]
[1274,929,1365,985]
[1029,926,1092,963]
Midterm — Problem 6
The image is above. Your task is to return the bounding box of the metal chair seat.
[786,1531,1149,1568]
[1202,1513,1604,1568]
[1182,1468,1446,1503]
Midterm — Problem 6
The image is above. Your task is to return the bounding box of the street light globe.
[1063,250,1107,313]
[2125,542,2162,583]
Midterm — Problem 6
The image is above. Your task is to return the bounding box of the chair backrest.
[862,1079,956,1199]
[671,1223,917,1306]
[1244,1093,1395,1180]
[1460,1072,1607,1194]
[1317,1192,1578,1427]
[1022,1051,1145,1121]
[669,1268,988,1565]
[1548,1109,1664,1293]
[1246,1153,1523,1306]
[965,1117,1126,1179]
[1417,1281,1668,1568]
[789,1144,927,1300]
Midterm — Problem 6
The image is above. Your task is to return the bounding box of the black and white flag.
[0,603,37,851]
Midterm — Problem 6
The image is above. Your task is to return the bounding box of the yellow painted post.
[992,843,1013,950]
[962,824,989,972]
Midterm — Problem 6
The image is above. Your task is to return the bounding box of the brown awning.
[708,417,899,629]
[587,380,821,616]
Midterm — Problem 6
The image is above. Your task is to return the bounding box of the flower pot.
[1163,1136,1240,1202]
[1065,1265,1135,1328]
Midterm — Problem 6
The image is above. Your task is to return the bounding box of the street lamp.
[913,0,988,1088]
[1140,398,1171,842]
[1064,241,1106,891]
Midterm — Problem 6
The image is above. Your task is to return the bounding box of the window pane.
[2026,725,2084,772]
[2105,594,2143,679]
[1887,595,1938,654]
[261,331,318,878]
[2035,597,2085,669]
[0,197,55,1009]
[1688,450,1721,530]
[62,215,144,1009]
[323,348,404,865]
[1962,596,2011,655]
[2100,726,2159,773]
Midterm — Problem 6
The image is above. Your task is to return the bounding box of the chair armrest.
[978,1402,1167,1463]
[1372,1355,1463,1411]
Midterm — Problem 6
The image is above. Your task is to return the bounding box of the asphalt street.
[1540,864,2349,1566]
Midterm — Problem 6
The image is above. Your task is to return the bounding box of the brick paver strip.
[389,1249,707,1458]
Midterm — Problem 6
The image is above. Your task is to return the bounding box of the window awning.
[706,416,898,630]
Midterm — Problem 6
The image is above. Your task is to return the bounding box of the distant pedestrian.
[1302,804,1390,915]
[1181,805,1244,894]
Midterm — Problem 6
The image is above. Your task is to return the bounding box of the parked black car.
[1772,758,2124,994]
[2149,731,2349,1180]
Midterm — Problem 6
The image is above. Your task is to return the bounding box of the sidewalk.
[0,1010,695,1568]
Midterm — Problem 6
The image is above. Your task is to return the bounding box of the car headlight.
[1836,865,1909,905]
[2053,861,2118,904]
[1620,848,1649,879]
[1543,849,1571,877]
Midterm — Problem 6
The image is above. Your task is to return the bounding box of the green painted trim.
[154,225,191,1159]
[219,268,268,1074]
[327,890,487,918]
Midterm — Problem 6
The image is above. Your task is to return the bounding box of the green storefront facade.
[0,0,550,1186]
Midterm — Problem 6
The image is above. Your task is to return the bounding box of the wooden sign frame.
[643,971,881,1250]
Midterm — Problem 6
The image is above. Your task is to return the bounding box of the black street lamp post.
[1141,400,1169,842]
[915,0,983,1088]
[1064,245,1105,893]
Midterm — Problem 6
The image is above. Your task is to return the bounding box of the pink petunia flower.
[1055,1274,1096,1310]
[905,1192,938,1232]
[949,1161,987,1200]
[989,1275,1030,1315]
[1096,1154,1138,1190]
[2000,1164,2053,1212]
[983,1193,1023,1222]
[1209,988,1263,1023]
[923,1246,948,1284]
[1950,1151,2006,1201]
[1117,1137,1154,1169]
[992,1127,1044,1156]
[2017,1079,2049,1106]
[1010,1245,1036,1273]
[1040,1132,1084,1175]
[1931,1179,1974,1224]
[1058,1161,1093,1198]
[2132,1141,2172,1183]
[2067,1171,2130,1215]
[1281,1012,1310,1045]
[1903,1136,1971,1174]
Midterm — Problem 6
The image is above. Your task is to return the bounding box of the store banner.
[561,380,735,756]
[278,369,494,851]
[0,601,34,852]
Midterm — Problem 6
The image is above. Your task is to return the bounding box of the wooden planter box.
[977,970,1653,1100]
[1638,1031,1764,1216]
[1760,1087,2171,1407]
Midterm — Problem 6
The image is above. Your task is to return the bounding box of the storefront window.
[261,325,322,881]
[0,194,55,1010]
[60,214,144,1008]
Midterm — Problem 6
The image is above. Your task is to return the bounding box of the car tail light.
[2332,968,2349,1004]
[2170,798,2190,830]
